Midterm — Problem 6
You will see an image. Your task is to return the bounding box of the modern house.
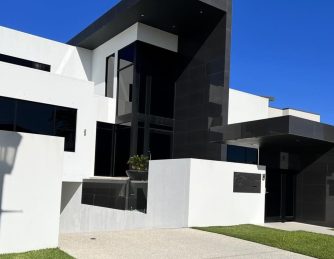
[0,0,333,254]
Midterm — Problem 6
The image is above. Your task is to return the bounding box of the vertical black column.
[173,11,231,160]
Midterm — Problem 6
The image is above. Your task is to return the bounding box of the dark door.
[265,169,296,222]
[94,122,114,177]
[265,169,282,220]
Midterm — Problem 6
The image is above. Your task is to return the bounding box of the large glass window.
[117,44,135,116]
[106,54,115,98]
[16,101,55,135]
[227,145,258,165]
[0,96,77,152]
[135,42,176,118]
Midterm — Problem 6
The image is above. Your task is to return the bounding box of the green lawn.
[0,249,72,259]
[196,224,334,259]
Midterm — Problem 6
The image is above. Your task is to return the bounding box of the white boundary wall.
[0,131,64,254]
[60,159,266,233]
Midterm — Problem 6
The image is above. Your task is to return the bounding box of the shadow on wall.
[0,132,22,232]
[77,48,92,81]
[60,182,81,214]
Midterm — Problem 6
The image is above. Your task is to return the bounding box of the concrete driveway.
[59,228,312,259]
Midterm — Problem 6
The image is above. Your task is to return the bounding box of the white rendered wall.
[60,159,265,233]
[91,23,178,96]
[188,160,266,226]
[228,89,269,124]
[0,131,64,254]
[0,62,103,181]
[0,26,92,81]
[268,107,283,118]
[269,107,320,122]
[60,159,191,233]
[283,109,320,122]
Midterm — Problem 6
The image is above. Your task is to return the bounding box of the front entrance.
[265,169,297,222]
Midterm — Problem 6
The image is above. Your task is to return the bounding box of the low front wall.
[187,160,266,226]
[60,159,266,233]
[0,131,64,254]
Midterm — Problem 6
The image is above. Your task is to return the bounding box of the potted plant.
[126,155,149,181]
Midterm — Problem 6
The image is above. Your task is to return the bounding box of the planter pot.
[126,170,148,181]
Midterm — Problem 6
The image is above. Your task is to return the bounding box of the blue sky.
[0,0,333,123]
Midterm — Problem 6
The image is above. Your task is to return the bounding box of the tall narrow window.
[117,44,135,116]
[106,54,115,98]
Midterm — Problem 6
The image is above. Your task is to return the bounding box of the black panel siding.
[173,13,229,160]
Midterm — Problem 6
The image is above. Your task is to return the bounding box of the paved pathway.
[263,222,334,236]
[59,228,312,259]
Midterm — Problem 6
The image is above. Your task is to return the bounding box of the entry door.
[265,170,296,221]
[265,169,282,220]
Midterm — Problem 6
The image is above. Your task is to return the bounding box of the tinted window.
[16,101,55,135]
[118,44,135,70]
[106,54,115,98]
[0,96,76,152]
[0,97,15,131]
[227,145,258,165]
[0,53,50,72]
[117,44,135,116]
[135,42,177,118]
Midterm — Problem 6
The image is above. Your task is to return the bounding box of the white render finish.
[187,159,266,227]
[269,107,320,122]
[0,26,92,81]
[60,159,265,233]
[229,88,321,123]
[228,89,269,124]
[0,62,98,181]
[0,131,64,254]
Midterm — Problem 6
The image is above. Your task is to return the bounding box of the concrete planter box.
[126,170,148,181]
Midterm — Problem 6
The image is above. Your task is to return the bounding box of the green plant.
[127,155,149,171]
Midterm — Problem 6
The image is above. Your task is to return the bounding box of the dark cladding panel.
[233,172,261,193]
[295,147,334,227]
[173,10,230,160]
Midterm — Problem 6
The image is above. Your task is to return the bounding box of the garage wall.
[0,131,64,254]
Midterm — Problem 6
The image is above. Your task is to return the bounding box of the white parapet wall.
[60,159,266,233]
[269,107,320,122]
[0,131,64,254]
[228,89,269,124]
